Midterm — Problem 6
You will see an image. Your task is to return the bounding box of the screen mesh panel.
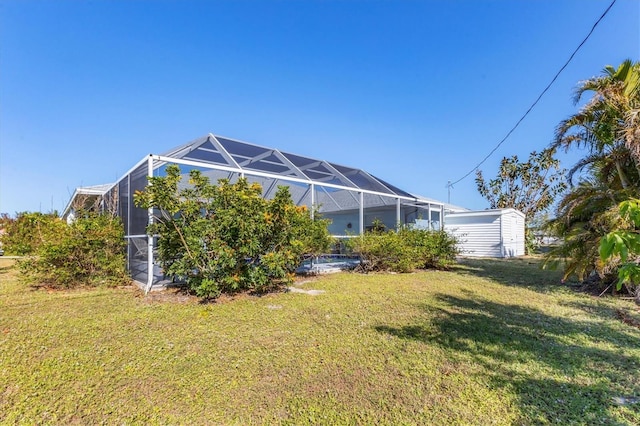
[282,152,357,188]
[217,137,305,178]
[128,237,148,284]
[118,177,129,236]
[330,163,395,194]
[129,164,149,236]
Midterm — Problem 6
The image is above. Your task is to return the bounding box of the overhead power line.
[447,0,617,189]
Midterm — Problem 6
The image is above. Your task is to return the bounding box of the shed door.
[511,217,518,255]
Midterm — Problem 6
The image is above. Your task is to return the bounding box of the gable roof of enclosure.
[63,133,446,217]
[156,134,418,199]
[62,183,115,218]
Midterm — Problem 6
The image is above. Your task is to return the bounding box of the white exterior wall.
[444,209,525,258]
[445,214,503,257]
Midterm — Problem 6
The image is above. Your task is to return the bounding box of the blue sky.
[1,0,638,214]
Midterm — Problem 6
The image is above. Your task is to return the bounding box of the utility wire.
[447,0,617,189]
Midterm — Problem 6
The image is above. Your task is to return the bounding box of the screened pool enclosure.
[64,134,447,291]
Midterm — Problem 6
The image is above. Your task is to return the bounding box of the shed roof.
[444,208,525,219]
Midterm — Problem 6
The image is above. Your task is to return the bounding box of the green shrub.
[18,212,129,288]
[351,227,458,273]
[0,212,64,255]
[350,230,412,273]
[402,228,459,269]
[134,164,333,299]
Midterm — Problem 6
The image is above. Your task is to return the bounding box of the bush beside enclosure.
[350,226,459,273]
[1,171,458,291]
[0,212,64,256]
[134,164,333,299]
[11,212,129,288]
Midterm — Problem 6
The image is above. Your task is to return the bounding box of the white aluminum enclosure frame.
[65,133,448,291]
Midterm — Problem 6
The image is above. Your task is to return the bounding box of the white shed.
[444,208,525,258]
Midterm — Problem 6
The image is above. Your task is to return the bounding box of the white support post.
[440,204,445,230]
[310,183,315,220]
[145,156,154,294]
[359,192,364,235]
[396,198,401,229]
[428,203,432,230]
[126,173,131,271]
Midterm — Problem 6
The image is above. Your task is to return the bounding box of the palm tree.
[545,176,632,282]
[546,60,640,285]
[553,60,640,183]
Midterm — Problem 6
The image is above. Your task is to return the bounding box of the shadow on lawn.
[451,257,567,293]
[375,294,640,424]
[559,299,623,319]
[0,265,13,274]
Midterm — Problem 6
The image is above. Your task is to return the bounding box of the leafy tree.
[475,148,566,253]
[134,164,332,299]
[599,198,640,302]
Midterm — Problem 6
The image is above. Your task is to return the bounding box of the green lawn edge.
[1,257,639,425]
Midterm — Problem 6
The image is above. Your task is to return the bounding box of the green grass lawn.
[1,257,640,425]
